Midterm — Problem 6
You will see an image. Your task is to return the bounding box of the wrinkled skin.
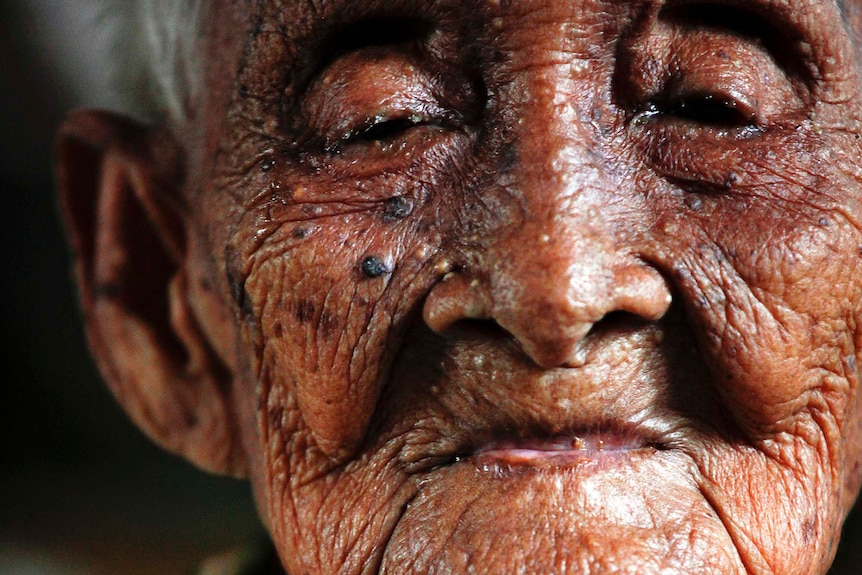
[58,0,862,573]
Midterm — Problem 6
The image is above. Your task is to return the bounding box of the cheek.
[674,211,862,435]
[645,203,862,573]
[241,213,437,459]
[234,216,443,574]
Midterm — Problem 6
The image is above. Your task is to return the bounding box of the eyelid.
[619,6,809,130]
[656,0,821,86]
[297,52,434,139]
[663,63,762,123]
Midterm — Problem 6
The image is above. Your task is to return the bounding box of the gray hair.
[111,0,204,121]
[26,0,203,122]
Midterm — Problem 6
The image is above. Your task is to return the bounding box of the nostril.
[594,310,651,333]
[445,318,511,343]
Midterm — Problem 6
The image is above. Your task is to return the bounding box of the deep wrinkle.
[56,0,862,573]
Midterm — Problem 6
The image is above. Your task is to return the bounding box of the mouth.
[469,430,662,471]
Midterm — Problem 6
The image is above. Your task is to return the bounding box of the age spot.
[295,300,316,323]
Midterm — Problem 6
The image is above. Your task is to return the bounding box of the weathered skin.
[57,0,862,573]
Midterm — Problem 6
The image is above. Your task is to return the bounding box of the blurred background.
[0,2,263,574]
[2,2,862,574]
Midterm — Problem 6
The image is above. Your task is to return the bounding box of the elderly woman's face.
[66,0,862,573]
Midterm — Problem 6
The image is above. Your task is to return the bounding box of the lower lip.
[471,435,657,470]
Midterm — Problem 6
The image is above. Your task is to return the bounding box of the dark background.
[1,2,860,574]
[0,2,262,574]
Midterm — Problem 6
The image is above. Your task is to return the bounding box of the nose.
[423,96,671,369]
[423,224,672,368]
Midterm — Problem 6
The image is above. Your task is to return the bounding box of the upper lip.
[396,388,683,473]
[387,322,694,474]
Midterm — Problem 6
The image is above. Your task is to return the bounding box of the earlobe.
[57,110,248,477]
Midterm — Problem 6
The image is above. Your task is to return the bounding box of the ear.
[57,110,247,477]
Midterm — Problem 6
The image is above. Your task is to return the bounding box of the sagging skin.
[57,0,862,573]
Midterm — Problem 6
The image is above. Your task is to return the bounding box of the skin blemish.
[414,244,433,259]
[724,172,740,189]
[361,256,392,278]
[684,195,704,211]
[273,322,284,339]
[499,142,518,171]
[803,518,816,543]
[382,196,415,221]
[293,226,312,239]
[295,300,316,323]
[435,259,455,275]
[319,312,337,337]
[261,158,276,172]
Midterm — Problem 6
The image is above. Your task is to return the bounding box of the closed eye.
[665,94,756,128]
[349,116,428,143]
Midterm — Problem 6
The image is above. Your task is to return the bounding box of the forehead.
[261,0,841,25]
[234,0,850,71]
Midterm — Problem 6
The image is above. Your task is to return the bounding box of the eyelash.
[640,93,757,129]
[346,114,430,143]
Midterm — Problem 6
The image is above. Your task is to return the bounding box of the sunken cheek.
[663,179,862,436]
[229,153,454,454]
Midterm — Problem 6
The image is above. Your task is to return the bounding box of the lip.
[389,325,687,476]
[469,432,661,470]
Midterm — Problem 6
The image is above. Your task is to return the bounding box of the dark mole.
[239,85,249,98]
[295,300,316,323]
[361,256,392,278]
[383,196,415,221]
[225,247,253,318]
[293,226,312,239]
[199,278,212,292]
